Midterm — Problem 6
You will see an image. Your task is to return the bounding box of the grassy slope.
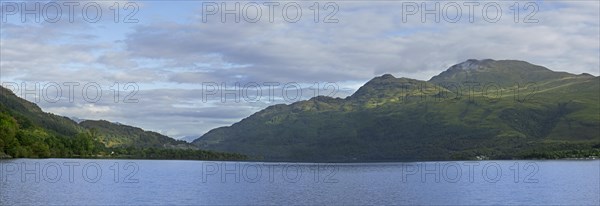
[193,60,600,161]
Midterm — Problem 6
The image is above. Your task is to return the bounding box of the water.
[0,159,598,205]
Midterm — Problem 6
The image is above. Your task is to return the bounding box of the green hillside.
[79,120,193,149]
[193,59,600,162]
[0,86,245,160]
[0,86,82,137]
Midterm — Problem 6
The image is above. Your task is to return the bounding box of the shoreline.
[1,156,598,163]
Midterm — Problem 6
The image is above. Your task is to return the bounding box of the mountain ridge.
[192,59,600,162]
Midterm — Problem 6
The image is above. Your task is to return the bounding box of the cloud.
[121,1,599,82]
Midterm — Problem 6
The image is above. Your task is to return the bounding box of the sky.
[1,0,599,140]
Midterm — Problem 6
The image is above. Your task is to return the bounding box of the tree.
[0,112,20,155]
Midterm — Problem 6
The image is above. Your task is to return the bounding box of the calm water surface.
[0,159,598,205]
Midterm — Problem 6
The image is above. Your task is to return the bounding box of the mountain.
[79,120,193,149]
[0,85,196,158]
[193,59,600,162]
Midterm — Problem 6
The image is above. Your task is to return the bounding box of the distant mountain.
[79,120,194,149]
[193,59,600,162]
[180,135,200,143]
[69,117,86,124]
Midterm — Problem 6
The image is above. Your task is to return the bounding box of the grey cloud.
[122,1,599,85]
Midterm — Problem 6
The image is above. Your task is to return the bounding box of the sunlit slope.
[193,60,600,161]
[0,85,193,158]
[80,120,193,149]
